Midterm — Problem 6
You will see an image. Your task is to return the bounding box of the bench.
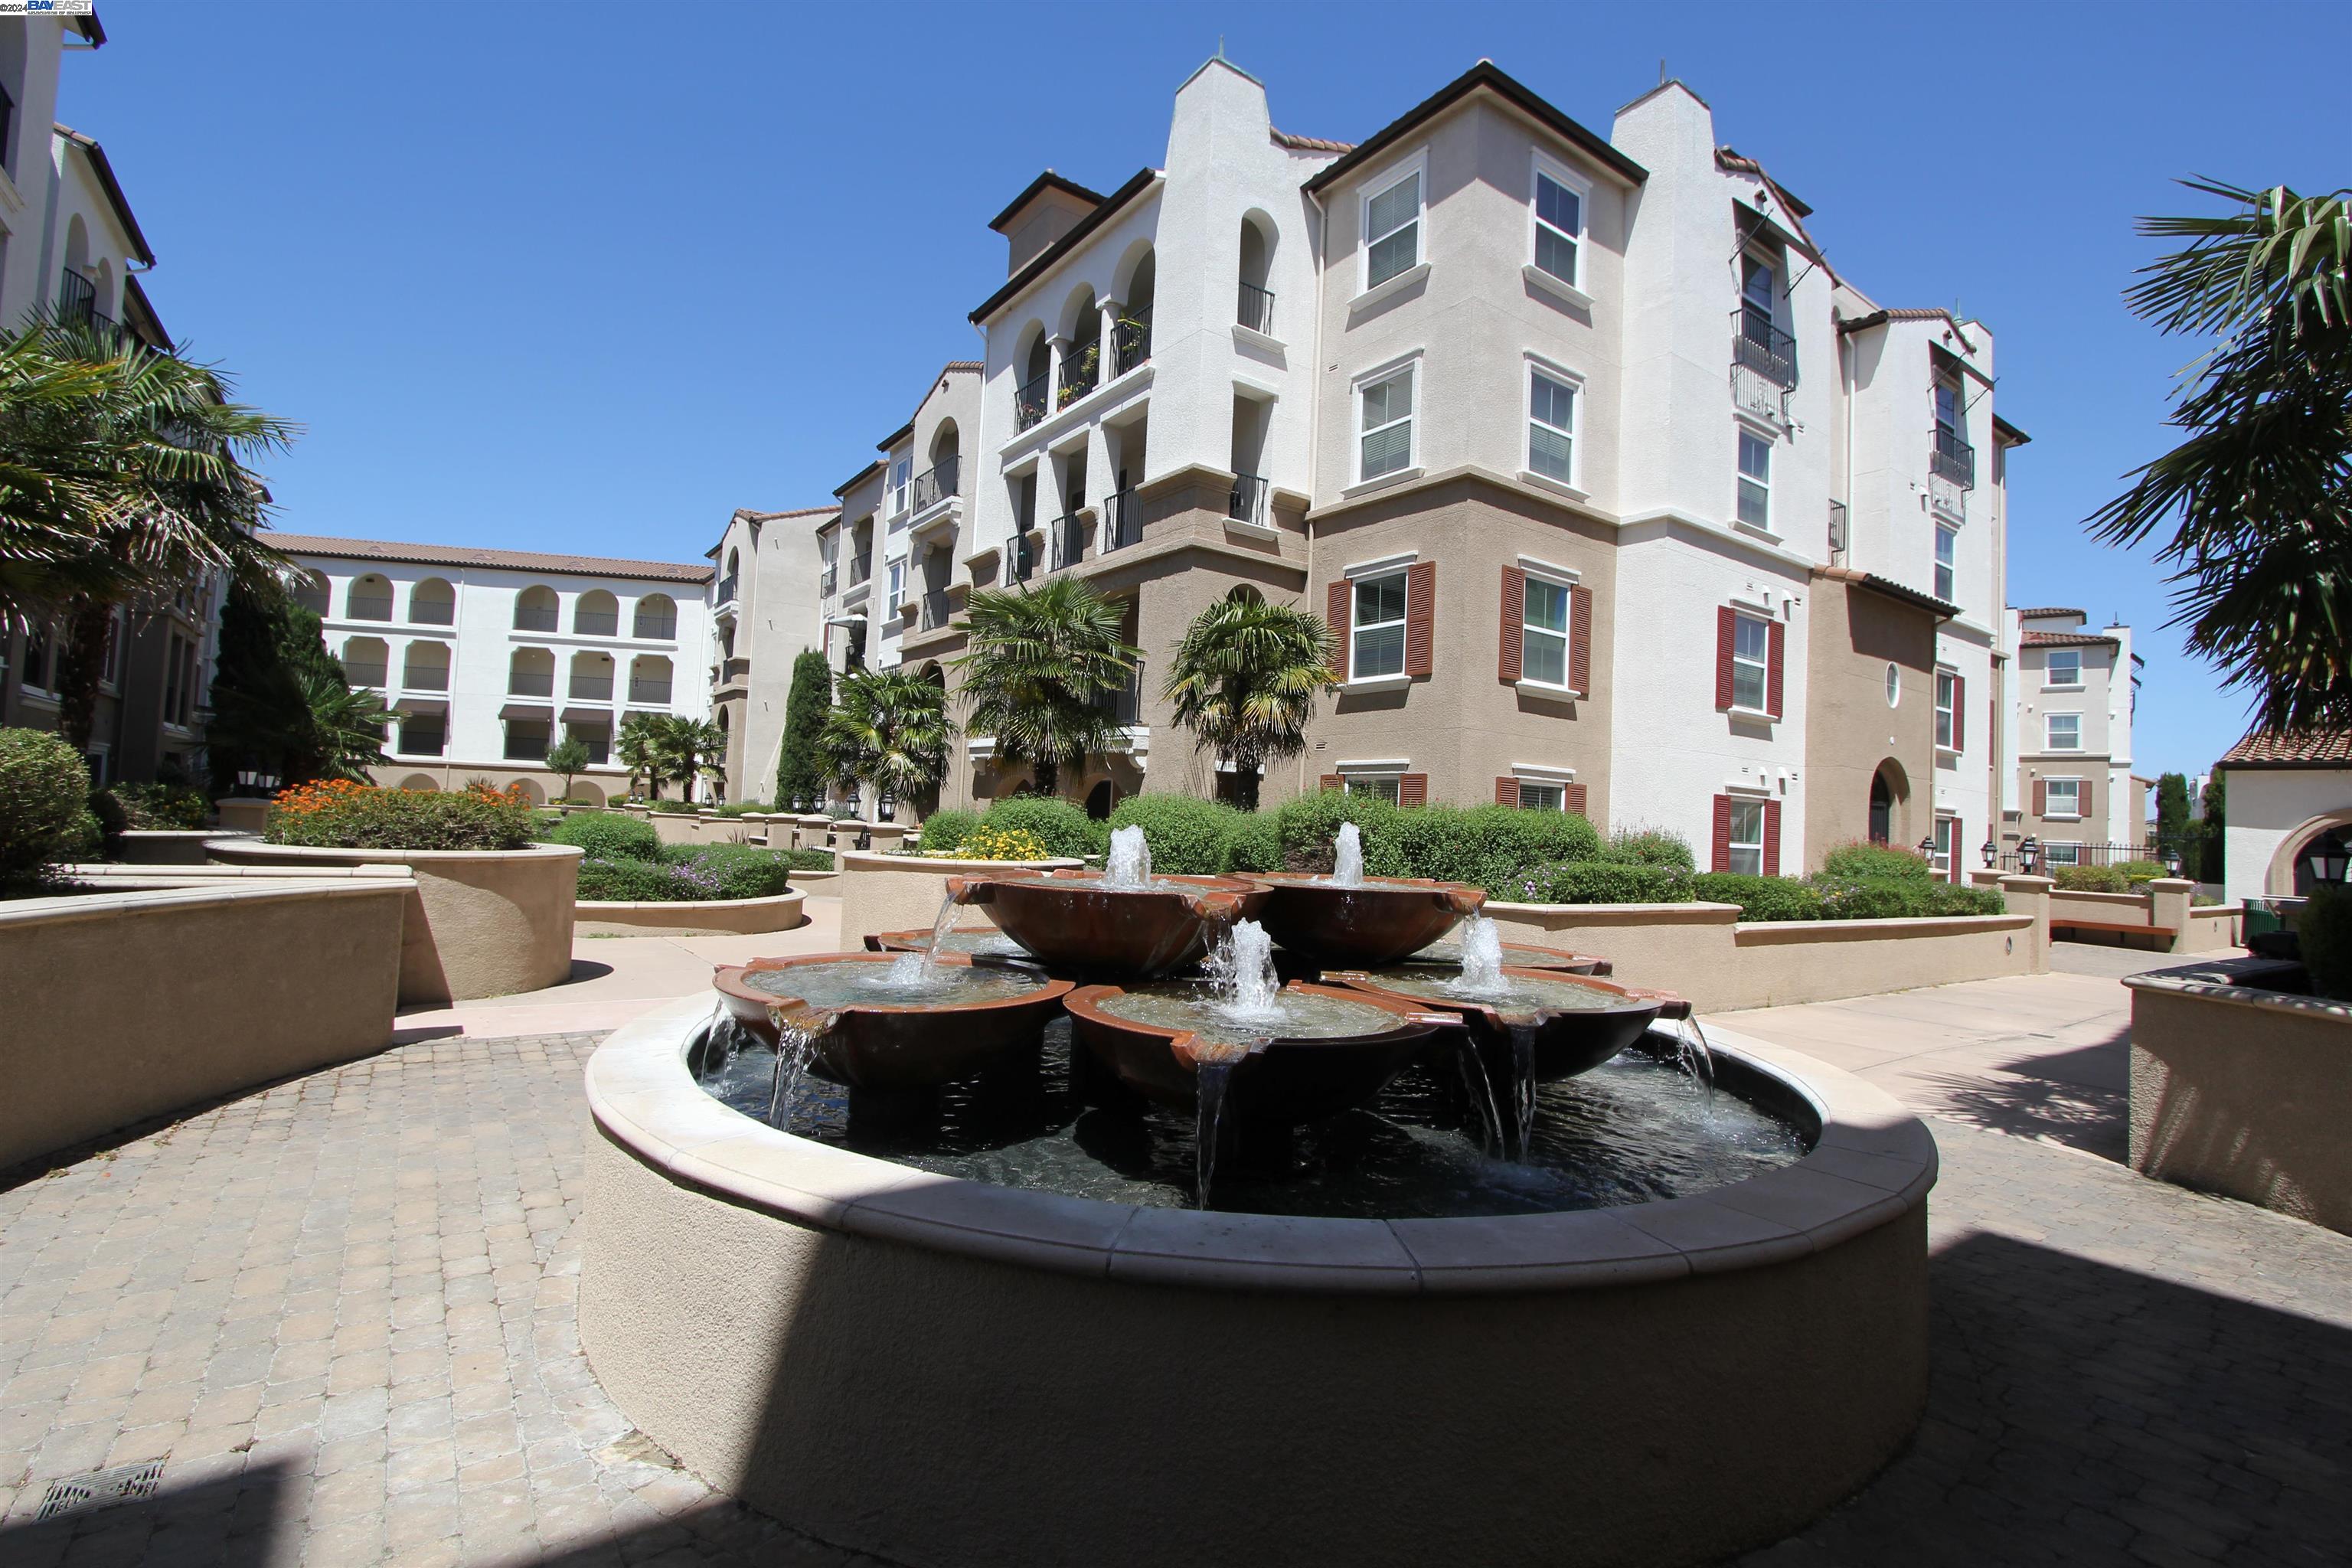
[2053,917,2177,949]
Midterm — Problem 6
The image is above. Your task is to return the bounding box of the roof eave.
[969,167,1160,325]
[1300,62,1647,199]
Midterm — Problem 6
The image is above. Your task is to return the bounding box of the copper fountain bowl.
[1236,872,1487,969]
[946,869,1269,980]
[1323,966,1690,1083]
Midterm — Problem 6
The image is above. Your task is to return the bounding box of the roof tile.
[268,533,716,584]
[2219,730,2352,767]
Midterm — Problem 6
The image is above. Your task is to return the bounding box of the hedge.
[913,808,979,855]
[108,780,211,830]
[1821,841,1935,884]
[981,796,1106,859]
[1107,794,1240,877]
[0,729,99,884]
[545,812,662,862]
[266,780,538,851]
[1602,828,1696,871]
[1507,861,1694,906]
[1689,872,1824,922]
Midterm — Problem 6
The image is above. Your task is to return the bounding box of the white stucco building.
[2217,731,2352,905]
[707,505,836,803]
[274,537,713,803]
[2001,606,2144,867]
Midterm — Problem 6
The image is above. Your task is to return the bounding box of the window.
[1346,775,1402,805]
[2042,841,2082,868]
[2044,649,2081,688]
[1351,572,1408,680]
[2046,713,2081,751]
[1364,167,1421,289]
[1521,577,1570,687]
[1936,670,1958,750]
[1935,524,1957,602]
[1934,378,1962,443]
[1532,163,1583,286]
[398,714,447,757]
[889,457,911,518]
[2045,778,2082,819]
[1886,662,1902,707]
[504,719,551,762]
[21,622,51,692]
[1730,612,1769,711]
[1741,254,1775,327]
[887,557,906,609]
[1726,799,1766,876]
[1528,368,1576,484]
[99,611,121,688]
[1517,781,1565,812]
[1358,365,1415,481]
[1736,429,1771,528]
[1931,817,1955,876]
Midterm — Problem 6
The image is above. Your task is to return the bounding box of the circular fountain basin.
[1331,967,1677,1083]
[1063,980,1442,1126]
[1403,936,1610,974]
[710,952,1073,1093]
[582,996,1935,1568]
[1240,871,1486,968]
[948,868,1269,978]
[867,925,1037,960]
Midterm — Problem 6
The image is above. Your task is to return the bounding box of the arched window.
[629,655,673,706]
[568,649,614,701]
[402,640,450,692]
[409,577,455,626]
[508,646,554,697]
[1059,286,1100,407]
[340,636,389,689]
[1113,250,1154,375]
[574,589,619,636]
[514,584,560,632]
[292,572,330,616]
[917,421,962,509]
[633,593,678,640]
[347,573,394,621]
[1238,214,1276,333]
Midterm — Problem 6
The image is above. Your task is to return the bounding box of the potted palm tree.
[1161,593,1338,811]
[952,577,1140,799]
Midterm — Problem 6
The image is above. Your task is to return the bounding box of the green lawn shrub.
[1109,794,1240,876]
[982,796,1106,859]
[2053,864,2129,893]
[1820,841,1936,884]
[912,808,978,855]
[109,780,212,829]
[545,812,662,862]
[0,729,99,884]
[1690,872,1825,921]
[1507,860,1694,905]
[1601,828,1696,871]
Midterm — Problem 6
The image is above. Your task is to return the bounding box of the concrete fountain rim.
[584,993,1936,1296]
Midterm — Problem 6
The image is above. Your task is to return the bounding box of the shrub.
[779,848,834,871]
[1602,827,1697,871]
[913,808,978,855]
[266,780,538,851]
[87,787,129,856]
[545,812,662,862]
[648,799,699,815]
[109,780,211,830]
[1820,841,1936,884]
[1917,882,2007,916]
[1812,877,1923,920]
[712,800,768,818]
[1690,872,1825,922]
[662,843,796,900]
[0,729,100,883]
[1458,804,1599,873]
[1108,794,1237,876]
[575,855,681,902]
[957,825,1051,861]
[2053,864,2128,893]
[1222,808,1283,874]
[982,796,1103,859]
[2114,859,2171,887]
[1273,789,1407,877]
[1508,860,1694,906]
[2301,886,2352,1001]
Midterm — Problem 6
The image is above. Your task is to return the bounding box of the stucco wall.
[2223,766,2352,903]
[835,851,1082,945]
[1803,577,1937,864]
[575,890,804,937]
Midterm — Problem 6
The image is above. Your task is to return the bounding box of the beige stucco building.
[2002,606,2144,867]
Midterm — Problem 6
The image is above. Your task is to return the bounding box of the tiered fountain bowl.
[1328,965,1689,1085]
[1240,871,1488,968]
[865,924,1037,962]
[947,867,1267,978]
[711,952,1073,1092]
[1400,934,1611,975]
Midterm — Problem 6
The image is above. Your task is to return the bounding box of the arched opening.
[1869,759,1911,847]
[59,215,93,324]
[514,584,560,632]
[508,646,554,697]
[568,780,606,808]
[1059,286,1100,407]
[575,589,619,636]
[398,774,439,792]
[2288,820,2352,897]
[1238,213,1276,332]
[409,577,455,626]
[569,649,614,701]
[401,640,450,691]
[1114,250,1155,376]
[1017,325,1053,430]
[1225,584,1264,606]
[633,593,678,640]
[1085,780,1115,820]
[918,420,961,511]
[292,572,330,616]
[629,655,673,706]
[508,777,547,805]
[346,573,394,621]
[339,636,389,690]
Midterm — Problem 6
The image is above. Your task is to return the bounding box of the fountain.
[944,829,1268,978]
[1238,827,1487,968]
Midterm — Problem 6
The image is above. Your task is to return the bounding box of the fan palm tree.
[205,661,390,785]
[616,713,665,800]
[2089,179,2352,732]
[817,668,952,806]
[656,716,726,803]
[1161,593,1339,810]
[952,577,1139,798]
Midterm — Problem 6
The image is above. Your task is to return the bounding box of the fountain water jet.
[1104,824,1154,890]
[1331,822,1365,888]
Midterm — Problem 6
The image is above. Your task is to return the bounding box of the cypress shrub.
[774,652,833,809]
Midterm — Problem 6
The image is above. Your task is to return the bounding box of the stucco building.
[2001,606,2144,867]
[274,537,713,803]
[707,505,836,803]
[2217,730,2352,905]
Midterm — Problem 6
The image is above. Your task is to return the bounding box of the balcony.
[714,573,740,606]
[569,675,614,701]
[59,268,96,327]
[343,663,387,690]
[1092,664,1143,727]
[1112,309,1152,378]
[1932,426,1975,488]
[1057,344,1099,408]
[820,568,837,599]
[848,554,871,586]
[911,455,961,515]
[347,597,394,622]
[514,606,559,632]
[1101,491,1142,554]
[1015,372,1049,433]
[509,671,554,697]
[1008,532,1038,584]
[1237,282,1275,337]
[410,600,455,626]
[632,613,677,640]
[1229,473,1269,527]
[919,588,954,632]
[1049,514,1088,573]
[1731,308,1798,388]
[575,610,618,636]
[402,666,449,691]
[628,678,673,705]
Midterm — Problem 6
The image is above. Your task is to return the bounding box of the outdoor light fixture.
[2164,852,2182,877]
[845,789,862,819]
[877,792,897,824]
[235,769,280,795]
[1981,839,1998,869]
[2019,835,2041,876]
[2312,839,2350,886]
[1917,835,1937,858]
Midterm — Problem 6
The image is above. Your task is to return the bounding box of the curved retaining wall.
[575,888,805,936]
[835,851,1084,945]
[207,840,581,1004]
[580,997,1935,1568]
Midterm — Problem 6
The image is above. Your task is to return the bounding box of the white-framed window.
[889,456,911,519]
[2046,713,2081,751]
[1934,377,1963,445]
[1346,774,1402,805]
[1521,576,1570,687]
[1741,253,1775,328]
[1517,780,1566,812]
[1727,797,1766,876]
[1886,662,1902,707]
[2044,649,2081,688]
[1357,363,1416,482]
[1527,364,1578,485]
[2042,840,2082,868]
[1736,427,1772,528]
[1731,612,1769,711]
[1351,570,1409,680]
[1934,523,1957,602]
[887,557,906,609]
[1361,158,1423,291]
[1931,815,1955,875]
[1530,155,1586,288]
[1936,670,1958,750]
[2045,778,2082,819]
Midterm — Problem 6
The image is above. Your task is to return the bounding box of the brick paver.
[3,984,2348,1565]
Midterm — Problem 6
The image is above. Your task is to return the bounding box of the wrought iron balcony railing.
[1932,426,1975,488]
[714,573,739,606]
[820,569,837,599]
[409,600,455,626]
[1731,307,1798,388]
[1057,344,1099,407]
[343,664,387,689]
[574,611,618,636]
[628,678,673,704]
[1015,371,1049,432]
[508,671,553,697]
[1101,490,1142,553]
[346,597,394,622]
[920,589,953,631]
[1049,513,1087,572]
[632,614,677,640]
[911,455,960,513]
[513,606,558,632]
[569,675,614,700]
[1229,473,1269,526]
[1112,309,1152,377]
[1237,281,1275,335]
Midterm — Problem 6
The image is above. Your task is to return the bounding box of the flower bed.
[266,778,539,850]
[544,812,821,933]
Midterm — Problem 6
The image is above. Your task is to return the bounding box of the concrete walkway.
[3,947,2347,1566]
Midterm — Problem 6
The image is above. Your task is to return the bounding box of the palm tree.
[817,668,952,807]
[205,660,390,785]
[656,716,725,804]
[1161,593,1338,810]
[2089,179,2352,733]
[952,577,1139,798]
[616,713,665,800]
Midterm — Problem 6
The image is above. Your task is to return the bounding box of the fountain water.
[1202,919,1283,1026]
[767,1014,824,1128]
[1104,824,1154,890]
[887,892,965,986]
[1331,822,1365,888]
[1444,916,1514,999]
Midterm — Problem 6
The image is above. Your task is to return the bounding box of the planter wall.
[207,840,581,1004]
[116,829,224,864]
[0,879,408,1172]
[2125,957,2352,1235]
[576,888,805,936]
[835,850,1085,945]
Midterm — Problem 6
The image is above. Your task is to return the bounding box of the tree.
[204,579,387,788]
[2089,180,2352,733]
[616,713,664,800]
[817,668,951,808]
[952,577,1138,798]
[547,733,592,802]
[775,650,833,808]
[1161,593,1338,811]
[2155,771,2195,878]
[2199,766,2229,888]
[655,716,724,803]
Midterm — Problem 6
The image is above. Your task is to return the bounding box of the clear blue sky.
[65,1,2349,787]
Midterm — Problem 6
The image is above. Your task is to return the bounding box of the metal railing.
[632,613,677,639]
[911,455,960,513]
[568,675,613,700]
[819,569,837,599]
[503,727,550,763]
[514,606,558,632]
[1731,308,1798,387]
[402,665,449,691]
[1932,426,1975,488]
[574,610,618,636]
[1101,491,1142,553]
[59,268,96,326]
[628,678,673,704]
[1057,343,1100,407]
[1049,513,1088,572]
[1237,280,1275,335]
[920,588,952,631]
[346,597,394,622]
[1229,472,1269,526]
[1992,841,2161,874]
[1112,309,1152,377]
[1093,664,1143,727]
[714,573,739,606]
[1015,371,1049,431]
[343,663,387,689]
[1828,498,1849,562]
[410,600,455,626]
[1008,532,1038,584]
[848,554,871,586]
[508,671,553,697]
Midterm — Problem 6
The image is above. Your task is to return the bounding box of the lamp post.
[2019,835,2040,877]
[235,769,280,798]
[2311,837,2350,887]
[1981,839,1998,870]
[2164,852,2182,878]
[877,792,897,825]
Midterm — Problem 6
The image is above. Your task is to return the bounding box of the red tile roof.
[2017,606,2082,618]
[1271,128,1353,153]
[268,533,714,584]
[2219,730,2352,767]
[2020,629,2118,648]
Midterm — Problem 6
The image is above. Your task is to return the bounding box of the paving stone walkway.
[4,971,2349,1566]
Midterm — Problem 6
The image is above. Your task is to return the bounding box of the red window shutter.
[2033,778,2047,816]
[1495,776,1517,806]
[1325,580,1351,676]
[1711,793,1733,873]
[1565,782,1589,818]
[1948,817,1962,884]
[1404,561,1436,677]
[1498,567,1524,682]
[1319,773,1341,793]
[1399,773,1427,806]
[1766,619,1785,718]
[2083,780,2095,819]
[1569,583,1592,696]
[1762,799,1782,877]
[1952,673,1966,751]
[1714,607,1736,710]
